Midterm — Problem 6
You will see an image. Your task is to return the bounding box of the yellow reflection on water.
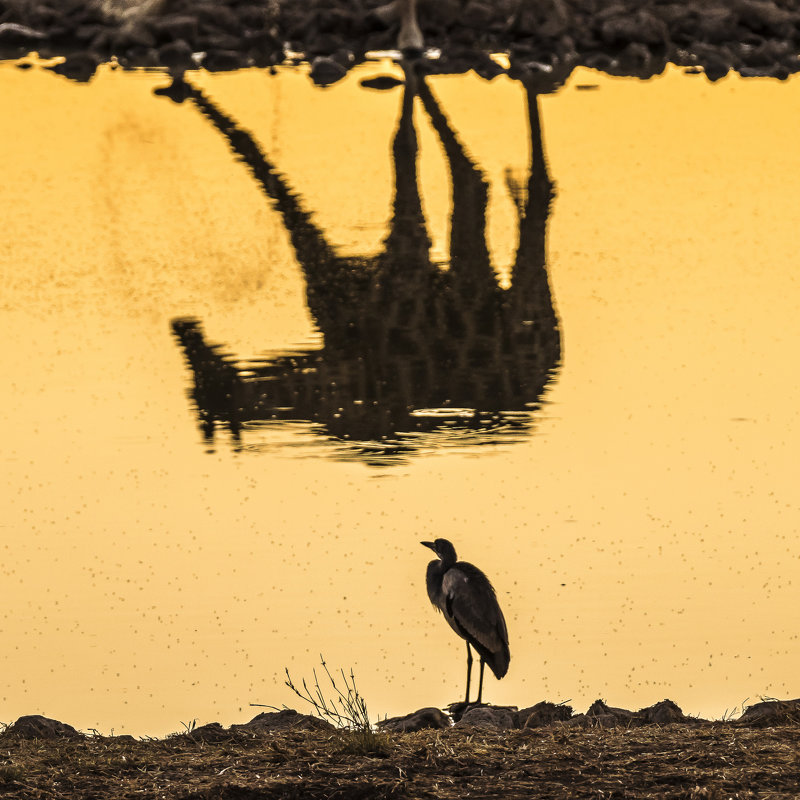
[1,61,799,735]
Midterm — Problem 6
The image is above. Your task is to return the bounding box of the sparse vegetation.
[281,654,391,756]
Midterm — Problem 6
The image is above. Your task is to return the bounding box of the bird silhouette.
[422,538,510,705]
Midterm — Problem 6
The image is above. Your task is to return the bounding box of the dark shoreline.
[2,714,800,799]
[2,701,799,798]
[1,0,799,84]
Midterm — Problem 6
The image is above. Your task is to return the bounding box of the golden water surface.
[1,60,799,735]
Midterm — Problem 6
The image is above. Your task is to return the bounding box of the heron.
[421,539,510,705]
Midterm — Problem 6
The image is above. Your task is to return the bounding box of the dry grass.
[0,724,799,799]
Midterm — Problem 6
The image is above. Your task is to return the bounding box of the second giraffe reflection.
[170,65,561,462]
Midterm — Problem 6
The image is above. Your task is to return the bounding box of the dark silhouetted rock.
[2,715,83,740]
[690,42,733,80]
[50,51,101,82]
[518,701,574,728]
[737,698,800,727]
[456,705,517,729]
[202,48,245,71]
[637,699,691,724]
[183,722,231,742]
[232,709,335,733]
[587,700,637,723]
[378,708,451,733]
[580,699,694,727]
[309,55,347,86]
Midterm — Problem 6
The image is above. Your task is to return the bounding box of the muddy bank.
[1,0,799,84]
[1,700,799,798]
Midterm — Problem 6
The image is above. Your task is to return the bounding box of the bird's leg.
[476,658,486,705]
[464,642,473,704]
[371,0,423,55]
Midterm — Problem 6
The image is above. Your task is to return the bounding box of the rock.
[737,698,800,727]
[518,701,574,728]
[50,51,101,82]
[309,55,347,86]
[202,48,246,71]
[690,42,733,80]
[456,705,517,729]
[232,709,335,733]
[587,700,637,723]
[637,699,690,724]
[183,722,231,742]
[378,708,451,733]
[2,715,83,740]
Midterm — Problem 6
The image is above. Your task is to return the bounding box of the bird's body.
[422,539,510,704]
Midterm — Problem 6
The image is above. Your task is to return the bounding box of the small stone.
[637,699,690,724]
[519,701,574,728]
[456,705,517,729]
[309,55,348,87]
[51,51,101,82]
[202,48,246,72]
[183,722,230,741]
[378,708,451,732]
[232,709,335,733]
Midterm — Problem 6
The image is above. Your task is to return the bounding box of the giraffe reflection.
[170,66,561,462]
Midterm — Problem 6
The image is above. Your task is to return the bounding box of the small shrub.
[284,654,390,757]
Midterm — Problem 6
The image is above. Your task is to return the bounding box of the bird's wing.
[441,565,507,655]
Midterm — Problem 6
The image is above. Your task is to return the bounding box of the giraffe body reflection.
[169,66,561,462]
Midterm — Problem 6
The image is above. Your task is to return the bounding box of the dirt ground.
[0,0,799,83]
[2,702,800,799]
[2,723,800,799]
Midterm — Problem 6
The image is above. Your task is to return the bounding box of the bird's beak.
[420,541,436,551]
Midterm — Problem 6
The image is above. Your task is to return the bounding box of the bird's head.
[421,538,457,566]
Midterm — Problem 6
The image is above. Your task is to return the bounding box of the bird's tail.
[487,640,510,680]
